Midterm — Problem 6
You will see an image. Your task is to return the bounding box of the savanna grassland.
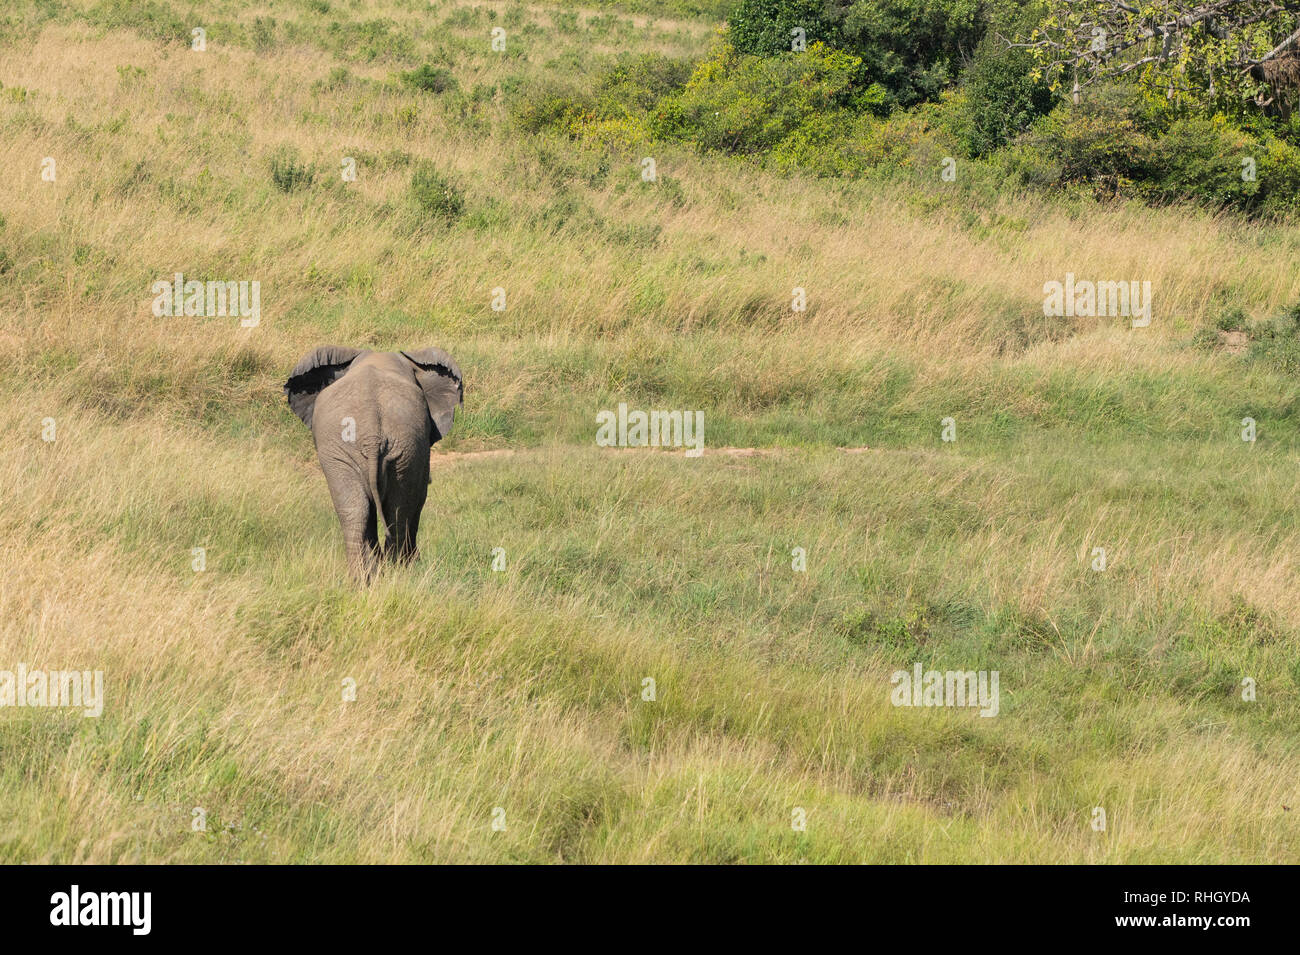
[2,0,1300,863]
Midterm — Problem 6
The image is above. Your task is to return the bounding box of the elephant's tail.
[366,438,387,517]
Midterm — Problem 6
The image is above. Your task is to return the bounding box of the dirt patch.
[1220,330,1249,355]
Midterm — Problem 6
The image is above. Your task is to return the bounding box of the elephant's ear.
[401,347,463,443]
[284,346,363,427]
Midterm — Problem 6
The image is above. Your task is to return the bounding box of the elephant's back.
[313,351,429,460]
[311,371,366,424]
[311,373,385,458]
[364,354,432,433]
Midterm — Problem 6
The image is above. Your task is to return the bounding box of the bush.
[1005,87,1157,196]
[1253,138,1300,215]
[1001,84,1300,215]
[1147,117,1300,216]
[729,0,986,108]
[863,99,961,175]
[401,63,457,95]
[727,0,831,56]
[653,40,863,155]
[268,145,316,193]
[829,0,984,108]
[1214,306,1248,332]
[409,161,465,223]
[508,79,592,133]
[1145,117,1261,209]
[593,53,695,115]
[957,43,1055,156]
[770,108,878,175]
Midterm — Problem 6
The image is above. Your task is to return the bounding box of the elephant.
[284,346,463,579]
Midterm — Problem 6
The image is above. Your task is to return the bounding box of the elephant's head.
[283,345,463,442]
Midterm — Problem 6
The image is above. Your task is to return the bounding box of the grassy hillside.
[2,0,1299,862]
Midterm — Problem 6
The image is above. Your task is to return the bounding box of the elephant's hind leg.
[380,495,419,564]
[346,502,380,580]
[323,463,380,581]
[395,511,420,564]
[378,455,424,565]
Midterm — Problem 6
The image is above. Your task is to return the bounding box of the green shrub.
[1005,87,1157,196]
[1214,306,1248,332]
[508,79,592,133]
[957,43,1055,156]
[828,0,984,108]
[770,108,878,175]
[507,54,693,144]
[727,0,831,56]
[268,145,316,193]
[1145,117,1261,210]
[1251,137,1300,215]
[860,99,960,176]
[401,63,457,95]
[1003,85,1300,215]
[409,160,465,223]
[653,40,863,155]
[728,0,985,108]
[593,53,695,115]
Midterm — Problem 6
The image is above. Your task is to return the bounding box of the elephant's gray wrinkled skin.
[284,346,463,579]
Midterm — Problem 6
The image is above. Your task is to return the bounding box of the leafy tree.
[826,0,985,106]
[727,0,987,106]
[1014,0,1300,113]
[728,0,832,56]
[960,43,1057,154]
